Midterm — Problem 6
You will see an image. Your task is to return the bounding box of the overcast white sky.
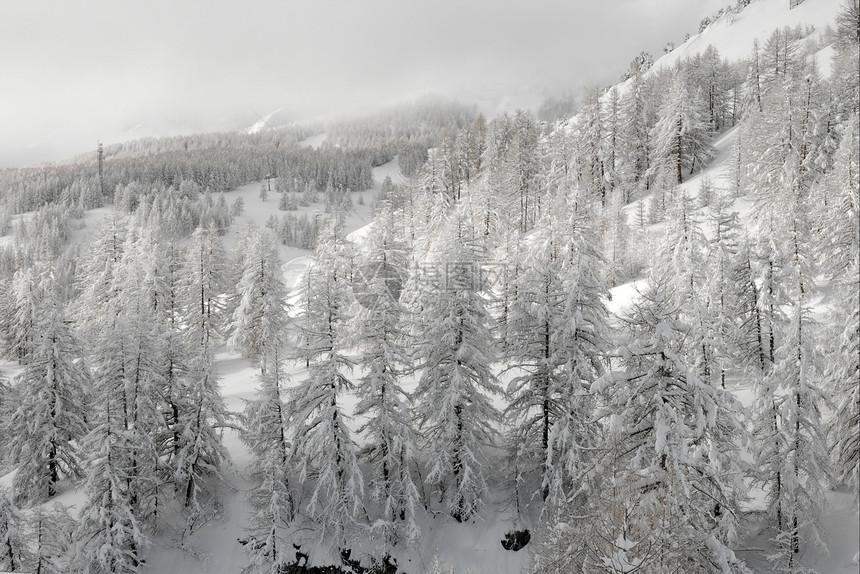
[0,0,724,168]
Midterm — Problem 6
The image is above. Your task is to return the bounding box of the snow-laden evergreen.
[824,113,860,498]
[504,189,610,507]
[0,488,29,572]
[569,279,746,573]
[0,2,855,571]
[175,225,230,514]
[349,202,422,546]
[28,503,77,574]
[239,348,295,573]
[647,74,714,188]
[408,210,502,523]
[227,227,289,372]
[73,325,149,574]
[3,268,89,504]
[290,218,365,546]
[704,190,755,387]
[3,265,41,363]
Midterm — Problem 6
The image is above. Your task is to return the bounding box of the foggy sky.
[0,0,724,168]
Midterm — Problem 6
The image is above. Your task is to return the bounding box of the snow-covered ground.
[298,132,328,149]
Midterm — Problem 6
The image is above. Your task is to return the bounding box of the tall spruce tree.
[537,278,748,573]
[240,347,296,573]
[0,488,29,572]
[350,203,421,546]
[756,200,832,571]
[73,314,148,574]
[825,114,860,497]
[29,503,76,574]
[647,75,713,187]
[290,218,364,545]
[602,279,746,572]
[619,70,655,201]
[504,190,609,506]
[72,217,151,572]
[176,225,229,513]
[227,227,289,373]
[410,211,502,523]
[4,269,89,504]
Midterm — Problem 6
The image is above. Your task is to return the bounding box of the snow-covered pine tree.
[739,49,837,567]
[608,279,747,572]
[4,269,89,504]
[3,265,41,363]
[831,0,860,116]
[460,114,487,188]
[647,74,714,187]
[743,38,765,115]
[479,112,538,239]
[29,503,76,574]
[350,202,421,547]
[73,213,126,343]
[420,134,460,204]
[410,210,502,523]
[73,317,148,574]
[576,88,608,207]
[705,190,753,388]
[493,229,522,356]
[240,347,296,573]
[0,277,13,364]
[182,225,227,351]
[602,189,634,283]
[824,114,859,497]
[619,70,656,202]
[0,375,9,463]
[175,225,230,513]
[602,86,622,198]
[538,265,747,572]
[70,217,154,572]
[763,313,831,572]
[504,189,609,507]
[760,26,806,91]
[828,255,860,498]
[112,226,171,526]
[509,109,541,231]
[290,218,364,545]
[504,231,568,507]
[227,227,289,373]
[757,199,832,572]
[0,488,29,572]
[653,187,718,385]
[148,238,191,497]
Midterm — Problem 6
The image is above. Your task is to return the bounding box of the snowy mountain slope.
[654,0,842,66]
[585,0,858,570]
[605,111,858,574]
[605,0,843,105]
[611,155,860,571]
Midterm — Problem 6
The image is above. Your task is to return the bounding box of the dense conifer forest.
[0,1,857,572]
